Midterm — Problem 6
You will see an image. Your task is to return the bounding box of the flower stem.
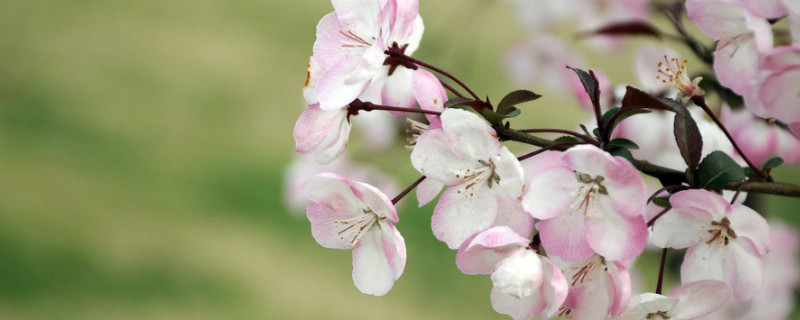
[386,49,481,101]
[517,141,587,161]
[392,176,426,205]
[656,248,668,295]
[691,96,765,178]
[350,99,441,116]
[519,128,599,146]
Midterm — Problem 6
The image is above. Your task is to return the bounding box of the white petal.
[351,227,400,296]
[456,226,529,275]
[668,280,732,319]
[415,177,443,207]
[432,186,498,249]
[651,207,714,249]
[727,203,771,255]
[490,285,540,320]
[617,293,678,320]
[521,166,576,220]
[491,249,544,299]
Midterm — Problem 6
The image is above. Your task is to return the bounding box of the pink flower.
[312,0,424,110]
[506,36,585,94]
[747,45,800,124]
[411,108,533,248]
[284,154,400,213]
[721,104,800,166]
[522,145,648,261]
[303,172,406,296]
[686,0,773,99]
[615,280,732,320]
[557,255,632,320]
[293,104,351,164]
[651,189,771,300]
[456,227,569,320]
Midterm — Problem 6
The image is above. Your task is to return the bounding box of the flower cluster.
[287,0,800,319]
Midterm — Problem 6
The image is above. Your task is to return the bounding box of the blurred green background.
[0,0,797,319]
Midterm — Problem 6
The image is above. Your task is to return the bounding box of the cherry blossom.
[456,227,569,320]
[293,104,351,164]
[614,280,731,320]
[721,104,800,166]
[557,255,631,320]
[686,0,773,99]
[312,0,424,110]
[655,55,705,104]
[303,172,406,296]
[506,36,585,94]
[522,145,648,261]
[284,154,399,212]
[651,189,771,300]
[747,45,800,124]
[411,108,533,248]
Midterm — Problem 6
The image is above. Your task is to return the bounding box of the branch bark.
[495,124,800,198]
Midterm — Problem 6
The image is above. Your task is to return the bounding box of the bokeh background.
[1,0,798,319]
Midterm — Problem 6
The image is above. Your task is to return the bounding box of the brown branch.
[494,124,800,198]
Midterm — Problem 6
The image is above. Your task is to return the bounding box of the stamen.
[334,208,380,247]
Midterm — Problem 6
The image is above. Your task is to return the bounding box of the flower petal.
[432,186,498,249]
[584,200,648,261]
[668,280,732,319]
[491,249,544,299]
[727,203,771,255]
[351,227,400,296]
[456,226,529,275]
[539,257,569,318]
[293,105,351,164]
[521,165,576,220]
[415,177,443,207]
[490,285,540,320]
[651,207,714,249]
[537,209,595,261]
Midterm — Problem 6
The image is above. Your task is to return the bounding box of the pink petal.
[312,13,348,69]
[537,209,595,261]
[493,197,535,240]
[727,241,765,300]
[412,68,446,123]
[584,200,648,261]
[303,173,363,215]
[760,66,800,123]
[670,189,730,220]
[415,177,443,207]
[293,104,351,164]
[352,180,398,222]
[686,0,751,39]
[651,206,714,249]
[540,257,569,318]
[741,0,788,19]
[490,286,540,320]
[379,66,417,109]
[603,152,648,218]
[714,35,761,97]
[562,145,614,177]
[455,226,529,275]
[307,202,356,249]
[668,280,732,319]
[316,56,373,110]
[608,261,632,316]
[617,293,678,320]
[491,249,544,299]
[351,227,400,296]
[410,128,479,184]
[439,108,500,159]
[727,203,771,255]
[331,0,382,36]
[680,244,728,288]
[432,186,498,249]
[521,166,576,220]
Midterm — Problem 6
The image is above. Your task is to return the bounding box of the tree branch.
[495,124,800,198]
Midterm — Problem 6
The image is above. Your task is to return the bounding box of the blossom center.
[569,255,606,289]
[334,208,381,247]
[405,118,429,149]
[706,217,738,247]
[656,55,704,100]
[646,311,670,320]
[570,172,608,217]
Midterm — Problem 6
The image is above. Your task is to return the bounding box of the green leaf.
[743,167,758,178]
[601,107,621,129]
[609,147,635,165]
[697,151,746,189]
[504,108,521,118]
[607,138,639,150]
[568,66,601,110]
[762,157,784,170]
[673,104,703,171]
[496,90,541,115]
[592,128,601,139]
[443,97,473,109]
[620,86,680,112]
[653,196,670,208]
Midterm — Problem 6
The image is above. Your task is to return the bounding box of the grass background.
[0,0,797,319]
